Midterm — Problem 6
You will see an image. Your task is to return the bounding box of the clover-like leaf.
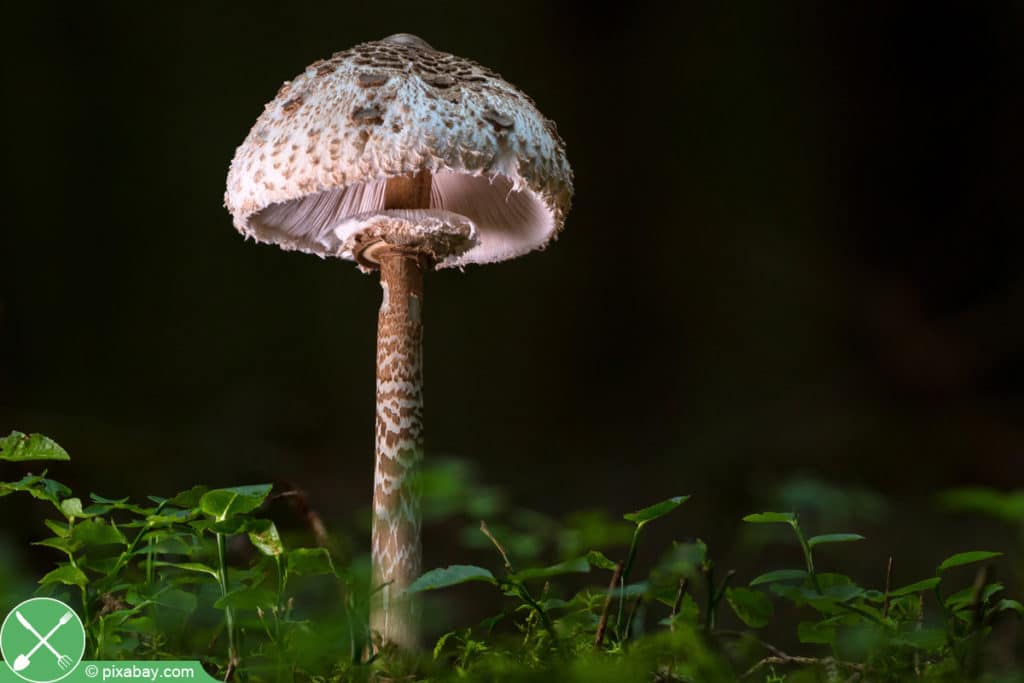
[199,484,272,521]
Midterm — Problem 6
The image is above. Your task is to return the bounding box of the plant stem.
[595,562,623,649]
[146,534,155,585]
[616,523,645,635]
[216,532,238,669]
[790,519,820,594]
[703,563,715,632]
[67,520,95,656]
[669,577,688,632]
[480,520,513,573]
[882,555,894,619]
[623,597,643,642]
[515,585,558,647]
[621,523,644,587]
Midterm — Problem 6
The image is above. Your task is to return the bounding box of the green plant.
[0,431,355,681]
[2,430,1023,682]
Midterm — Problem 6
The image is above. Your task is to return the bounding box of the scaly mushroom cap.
[225,33,573,269]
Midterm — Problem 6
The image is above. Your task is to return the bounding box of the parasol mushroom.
[224,33,572,649]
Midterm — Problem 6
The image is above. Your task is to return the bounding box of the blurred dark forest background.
[1,2,1023,603]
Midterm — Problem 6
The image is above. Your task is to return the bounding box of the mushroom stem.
[370,250,430,651]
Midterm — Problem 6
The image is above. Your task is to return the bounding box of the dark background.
[2,1,1023,609]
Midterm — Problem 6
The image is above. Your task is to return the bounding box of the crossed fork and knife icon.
[11,610,75,672]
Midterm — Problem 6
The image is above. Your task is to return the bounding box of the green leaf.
[623,496,690,525]
[995,599,1024,617]
[510,556,590,583]
[892,628,947,650]
[192,517,259,535]
[118,616,156,634]
[798,620,836,645]
[654,540,708,579]
[33,536,81,555]
[0,431,70,462]
[198,484,272,521]
[586,550,619,571]
[89,494,129,505]
[807,533,865,547]
[143,508,193,527]
[248,521,284,556]
[152,588,198,615]
[750,569,808,586]
[407,565,496,593]
[286,548,336,577]
[152,561,219,579]
[886,577,941,598]
[814,573,865,602]
[743,512,796,524]
[130,532,194,556]
[658,592,699,627]
[71,519,127,547]
[166,485,209,510]
[725,587,773,628]
[609,581,651,599]
[939,487,1024,523]
[937,551,1002,573]
[946,583,1004,611]
[39,564,88,588]
[60,497,90,520]
[433,631,460,660]
[214,586,276,610]
[44,519,70,537]
[84,494,148,516]
[0,474,72,507]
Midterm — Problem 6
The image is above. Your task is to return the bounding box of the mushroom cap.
[225,34,573,269]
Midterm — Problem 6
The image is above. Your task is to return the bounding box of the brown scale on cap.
[226,32,572,269]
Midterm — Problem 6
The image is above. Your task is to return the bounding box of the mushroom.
[224,33,572,649]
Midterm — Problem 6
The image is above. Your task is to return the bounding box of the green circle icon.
[0,597,86,683]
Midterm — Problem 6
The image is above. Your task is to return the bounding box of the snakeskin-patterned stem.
[370,247,427,650]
